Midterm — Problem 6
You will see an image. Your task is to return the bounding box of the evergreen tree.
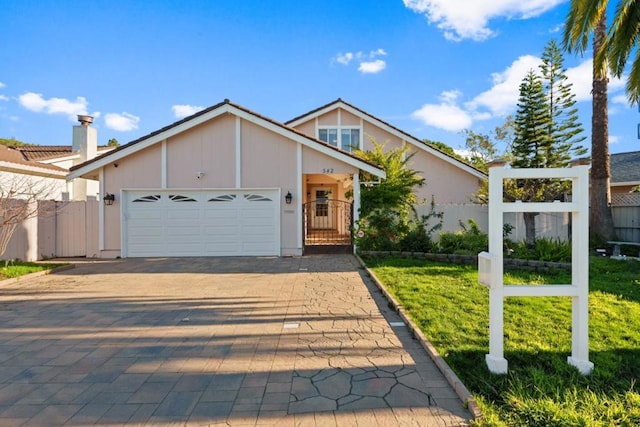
[510,70,554,246]
[510,41,587,246]
[540,40,587,166]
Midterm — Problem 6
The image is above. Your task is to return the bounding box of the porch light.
[103,193,115,206]
[285,191,292,204]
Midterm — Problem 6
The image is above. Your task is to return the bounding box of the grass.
[0,261,65,280]
[363,256,640,426]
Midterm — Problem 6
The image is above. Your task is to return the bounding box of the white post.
[486,160,508,374]
[567,164,594,374]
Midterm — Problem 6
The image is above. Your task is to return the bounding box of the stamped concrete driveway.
[0,255,472,426]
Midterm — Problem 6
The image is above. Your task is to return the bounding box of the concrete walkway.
[0,255,472,426]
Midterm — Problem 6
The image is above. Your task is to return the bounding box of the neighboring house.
[286,99,485,205]
[1,116,114,201]
[0,145,69,200]
[68,99,386,258]
[611,150,640,193]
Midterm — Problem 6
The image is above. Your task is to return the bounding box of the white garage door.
[123,189,280,257]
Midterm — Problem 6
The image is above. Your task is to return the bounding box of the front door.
[310,187,333,229]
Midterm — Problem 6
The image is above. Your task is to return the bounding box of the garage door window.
[133,195,161,202]
[245,194,272,202]
[208,194,236,202]
[170,194,197,202]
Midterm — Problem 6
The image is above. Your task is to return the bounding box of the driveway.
[0,255,472,426]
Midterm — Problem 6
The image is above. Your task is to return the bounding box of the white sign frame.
[481,162,593,375]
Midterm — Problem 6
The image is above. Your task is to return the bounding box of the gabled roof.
[0,145,67,178]
[611,150,640,185]
[286,98,487,180]
[68,99,386,181]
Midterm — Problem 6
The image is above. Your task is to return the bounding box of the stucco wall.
[167,115,236,188]
[293,107,482,205]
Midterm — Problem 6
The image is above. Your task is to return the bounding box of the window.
[318,128,338,147]
[318,127,360,152]
[341,128,360,152]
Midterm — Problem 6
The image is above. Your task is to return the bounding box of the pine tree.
[540,40,587,166]
[509,40,587,246]
[511,70,554,246]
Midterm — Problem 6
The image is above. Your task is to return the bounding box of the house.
[0,144,69,200]
[286,99,485,206]
[611,150,640,193]
[0,115,114,201]
[68,100,386,258]
[67,99,485,258]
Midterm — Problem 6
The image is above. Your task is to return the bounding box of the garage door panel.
[124,189,279,257]
[166,210,200,220]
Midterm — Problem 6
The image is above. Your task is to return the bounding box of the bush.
[355,202,443,253]
[354,208,406,251]
[436,219,488,255]
[507,237,571,262]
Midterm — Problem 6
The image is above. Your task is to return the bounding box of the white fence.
[422,196,639,243]
[418,204,570,242]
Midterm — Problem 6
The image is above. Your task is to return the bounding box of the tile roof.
[611,150,640,184]
[0,145,67,173]
[12,145,112,161]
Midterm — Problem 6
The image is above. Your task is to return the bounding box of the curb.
[356,255,483,421]
[0,263,75,286]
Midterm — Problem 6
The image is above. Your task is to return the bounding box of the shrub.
[436,219,488,255]
[508,237,571,262]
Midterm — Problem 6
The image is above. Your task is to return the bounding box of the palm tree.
[563,2,617,240]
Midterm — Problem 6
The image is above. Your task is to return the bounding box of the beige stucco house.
[68,99,484,258]
[287,99,485,205]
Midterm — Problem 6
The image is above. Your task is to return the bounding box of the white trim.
[68,103,385,180]
[289,101,485,180]
[297,144,303,249]
[0,161,67,178]
[230,106,384,178]
[161,140,167,189]
[68,106,233,180]
[611,180,640,187]
[236,117,242,187]
[120,189,127,258]
[99,167,105,251]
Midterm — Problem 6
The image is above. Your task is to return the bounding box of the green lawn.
[364,256,640,426]
[0,261,65,280]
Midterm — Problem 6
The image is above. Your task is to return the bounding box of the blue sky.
[1,0,638,155]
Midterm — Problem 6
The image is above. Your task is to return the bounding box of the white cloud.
[403,0,565,41]
[468,55,541,117]
[335,52,354,65]
[612,93,631,105]
[411,90,473,131]
[565,59,626,103]
[358,59,387,74]
[333,48,388,74]
[609,135,619,144]
[18,92,91,119]
[0,82,5,89]
[104,112,140,132]
[172,104,204,118]
[0,95,7,101]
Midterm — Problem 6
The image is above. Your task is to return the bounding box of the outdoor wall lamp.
[103,193,115,206]
[285,191,292,204]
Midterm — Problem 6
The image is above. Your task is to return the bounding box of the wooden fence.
[612,193,640,243]
[3,199,98,261]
